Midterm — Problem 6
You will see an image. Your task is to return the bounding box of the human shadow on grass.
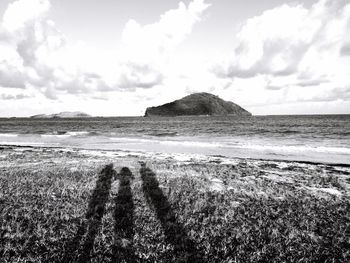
[62,164,114,263]
[112,167,137,262]
[140,162,205,262]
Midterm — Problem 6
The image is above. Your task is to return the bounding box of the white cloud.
[118,0,210,90]
[212,0,350,111]
[216,0,350,78]
[2,0,50,32]
[121,0,209,63]
[0,60,26,88]
[0,0,72,96]
[1,93,31,100]
[0,0,210,103]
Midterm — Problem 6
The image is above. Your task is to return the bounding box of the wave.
[335,131,350,136]
[148,131,178,137]
[159,140,222,148]
[109,137,152,143]
[54,131,68,135]
[1,131,101,138]
[280,130,299,134]
[0,133,18,137]
[40,131,102,138]
[41,134,71,138]
[66,131,91,136]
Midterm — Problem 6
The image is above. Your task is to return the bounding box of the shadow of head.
[117,167,134,181]
[101,163,114,174]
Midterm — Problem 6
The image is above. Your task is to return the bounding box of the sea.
[0,115,349,165]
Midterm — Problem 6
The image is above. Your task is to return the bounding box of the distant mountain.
[144,92,251,117]
[30,111,91,118]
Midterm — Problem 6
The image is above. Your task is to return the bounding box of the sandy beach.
[0,145,349,262]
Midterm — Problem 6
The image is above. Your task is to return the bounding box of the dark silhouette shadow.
[62,164,114,263]
[112,167,137,262]
[140,163,205,262]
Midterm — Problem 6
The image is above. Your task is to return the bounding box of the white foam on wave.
[159,140,222,148]
[41,131,92,138]
[0,133,18,137]
[40,131,97,138]
[109,137,153,143]
[41,134,71,138]
[66,131,90,136]
[0,141,47,146]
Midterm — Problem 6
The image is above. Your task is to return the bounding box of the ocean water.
[0,115,349,165]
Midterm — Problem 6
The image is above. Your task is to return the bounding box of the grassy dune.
[0,147,350,262]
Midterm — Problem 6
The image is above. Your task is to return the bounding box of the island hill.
[145,92,251,117]
[30,111,91,118]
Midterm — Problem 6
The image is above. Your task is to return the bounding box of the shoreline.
[1,144,349,199]
[1,143,350,168]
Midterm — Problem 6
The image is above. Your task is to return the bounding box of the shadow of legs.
[140,163,204,262]
[62,164,114,263]
[112,167,136,262]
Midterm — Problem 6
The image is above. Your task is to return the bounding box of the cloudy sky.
[0,0,349,117]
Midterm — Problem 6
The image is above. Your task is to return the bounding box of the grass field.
[0,146,349,262]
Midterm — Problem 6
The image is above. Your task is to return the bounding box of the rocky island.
[30,111,91,118]
[144,92,251,117]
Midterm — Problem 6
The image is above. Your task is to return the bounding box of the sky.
[0,0,349,117]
